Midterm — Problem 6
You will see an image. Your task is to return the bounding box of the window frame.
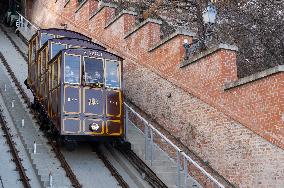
[40,33,55,48]
[63,53,82,85]
[104,59,121,89]
[83,56,105,86]
[40,46,48,75]
[50,42,67,60]
[30,38,37,65]
[52,59,59,89]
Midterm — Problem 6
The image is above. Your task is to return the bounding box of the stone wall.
[27,0,284,187]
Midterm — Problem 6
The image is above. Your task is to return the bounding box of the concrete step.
[127,129,144,136]
[43,183,70,188]
[28,146,49,155]
[31,158,59,170]
[151,164,178,172]
[156,171,185,186]
[135,150,174,161]
[143,159,176,167]
[127,136,145,144]
[38,170,65,180]
[41,174,70,185]
[131,142,166,151]
[158,174,202,188]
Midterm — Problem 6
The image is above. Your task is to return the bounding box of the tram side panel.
[48,55,62,131]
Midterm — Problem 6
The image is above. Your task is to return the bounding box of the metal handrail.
[16,11,39,30]
[181,152,225,188]
[124,102,225,188]
[124,102,182,152]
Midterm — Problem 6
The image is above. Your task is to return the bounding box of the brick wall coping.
[105,10,138,29]
[124,18,162,39]
[224,65,284,90]
[89,1,118,20]
[75,0,87,13]
[64,0,71,8]
[180,43,238,68]
[148,28,196,52]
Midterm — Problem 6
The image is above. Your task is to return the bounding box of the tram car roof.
[30,28,92,47]
[52,48,124,63]
[39,37,106,52]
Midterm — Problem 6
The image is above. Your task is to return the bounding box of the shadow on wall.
[0,0,23,24]
[0,0,9,22]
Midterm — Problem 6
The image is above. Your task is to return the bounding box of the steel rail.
[115,144,168,188]
[49,140,82,188]
[94,145,130,188]
[0,52,81,188]
[0,108,31,188]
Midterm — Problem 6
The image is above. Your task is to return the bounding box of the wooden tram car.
[25,29,124,145]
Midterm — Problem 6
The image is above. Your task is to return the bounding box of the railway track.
[93,144,130,188]
[116,144,167,188]
[0,27,131,188]
[0,107,31,188]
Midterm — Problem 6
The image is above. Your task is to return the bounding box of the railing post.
[49,172,53,187]
[150,128,153,166]
[11,100,15,108]
[21,16,24,28]
[33,141,37,154]
[176,151,181,188]
[21,119,25,127]
[21,16,23,28]
[24,20,28,31]
[184,155,188,187]
[125,107,129,141]
[144,124,149,160]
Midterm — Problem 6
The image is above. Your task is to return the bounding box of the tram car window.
[27,29,92,92]
[64,54,81,84]
[105,60,120,89]
[84,57,104,86]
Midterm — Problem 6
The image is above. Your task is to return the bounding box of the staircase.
[0,49,71,188]
[127,123,201,188]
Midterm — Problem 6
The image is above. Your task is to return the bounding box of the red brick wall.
[75,1,90,29]
[89,0,98,14]
[28,0,284,187]
[125,61,284,188]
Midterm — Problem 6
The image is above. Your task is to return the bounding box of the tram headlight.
[89,122,100,131]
